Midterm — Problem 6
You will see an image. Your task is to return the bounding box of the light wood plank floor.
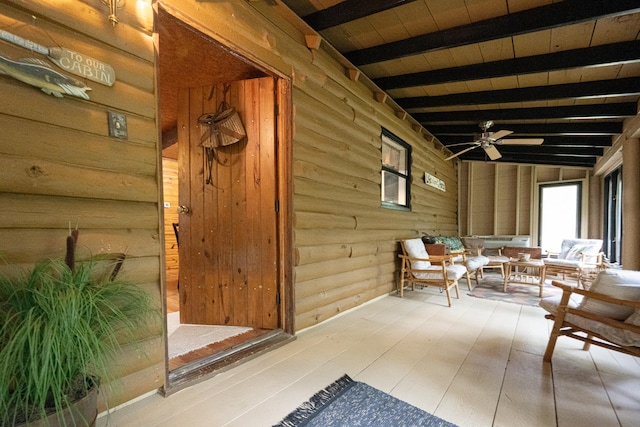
[98,278,640,426]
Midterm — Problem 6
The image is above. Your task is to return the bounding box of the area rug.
[467,274,562,307]
[274,375,457,427]
[167,311,252,359]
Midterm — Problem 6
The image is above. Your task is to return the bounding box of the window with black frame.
[381,129,411,210]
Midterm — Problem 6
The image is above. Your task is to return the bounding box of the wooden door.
[177,77,278,329]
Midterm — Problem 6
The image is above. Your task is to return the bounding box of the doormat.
[274,374,457,427]
[167,312,252,359]
[468,274,562,307]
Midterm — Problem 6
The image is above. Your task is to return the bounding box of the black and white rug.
[274,375,457,427]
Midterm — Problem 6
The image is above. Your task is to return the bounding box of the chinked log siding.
[163,0,458,328]
[0,1,162,410]
[2,0,459,410]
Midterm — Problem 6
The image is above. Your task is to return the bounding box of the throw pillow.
[435,236,465,253]
[592,269,640,288]
[565,244,587,260]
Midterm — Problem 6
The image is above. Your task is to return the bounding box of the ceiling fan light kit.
[445,121,544,161]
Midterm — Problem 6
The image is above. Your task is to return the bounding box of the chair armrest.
[398,254,430,262]
[579,251,604,266]
[464,247,483,257]
[426,255,453,263]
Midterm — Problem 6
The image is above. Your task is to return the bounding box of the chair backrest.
[402,238,431,270]
[558,239,602,260]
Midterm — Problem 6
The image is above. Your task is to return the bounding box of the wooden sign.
[47,47,116,87]
[0,29,115,86]
[425,172,446,192]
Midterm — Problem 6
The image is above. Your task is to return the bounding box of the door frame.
[156,6,294,393]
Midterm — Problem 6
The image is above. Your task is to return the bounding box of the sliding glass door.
[603,168,622,264]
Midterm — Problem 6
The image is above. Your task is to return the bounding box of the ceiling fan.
[445,121,544,161]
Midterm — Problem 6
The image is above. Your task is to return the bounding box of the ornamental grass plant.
[0,233,155,426]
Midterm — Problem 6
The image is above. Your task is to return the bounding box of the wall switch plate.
[108,111,128,139]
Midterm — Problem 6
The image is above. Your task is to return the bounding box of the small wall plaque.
[425,172,446,192]
[108,112,128,139]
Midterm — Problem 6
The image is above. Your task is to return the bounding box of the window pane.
[382,141,406,173]
[381,129,410,209]
[382,171,406,205]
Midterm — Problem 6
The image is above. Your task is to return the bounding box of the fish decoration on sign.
[0,29,116,86]
[0,53,91,99]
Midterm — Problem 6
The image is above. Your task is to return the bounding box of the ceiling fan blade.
[497,138,544,145]
[483,144,502,160]
[490,130,513,140]
[445,145,478,161]
[444,141,477,148]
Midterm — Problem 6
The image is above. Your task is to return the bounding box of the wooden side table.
[503,258,547,297]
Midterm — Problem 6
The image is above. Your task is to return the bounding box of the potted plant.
[0,231,156,426]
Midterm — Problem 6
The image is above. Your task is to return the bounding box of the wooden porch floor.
[98,277,640,426]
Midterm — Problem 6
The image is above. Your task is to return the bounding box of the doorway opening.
[157,6,293,393]
[538,182,582,253]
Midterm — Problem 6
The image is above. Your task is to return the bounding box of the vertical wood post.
[622,138,640,270]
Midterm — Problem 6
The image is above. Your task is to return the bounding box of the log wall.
[0,1,163,409]
[2,0,460,409]
[159,0,459,330]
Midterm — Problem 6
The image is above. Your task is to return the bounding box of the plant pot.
[18,387,98,427]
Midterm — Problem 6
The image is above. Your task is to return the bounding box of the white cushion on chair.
[557,239,602,259]
[487,255,509,263]
[544,258,581,268]
[593,269,640,287]
[579,282,640,320]
[466,255,489,270]
[539,294,583,315]
[413,263,466,281]
[403,238,431,269]
[577,269,640,320]
[446,264,467,280]
[567,314,640,347]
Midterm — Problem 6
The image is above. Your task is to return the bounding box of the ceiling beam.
[460,154,595,168]
[414,103,638,123]
[398,77,640,109]
[345,0,640,65]
[460,153,597,167]
[429,122,623,135]
[374,41,640,90]
[437,135,613,147]
[303,0,418,31]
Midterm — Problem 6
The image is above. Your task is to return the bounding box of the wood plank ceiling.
[279,0,640,167]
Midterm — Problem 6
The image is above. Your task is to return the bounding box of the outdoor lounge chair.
[543,238,604,288]
[428,236,489,288]
[540,269,640,362]
[399,238,468,306]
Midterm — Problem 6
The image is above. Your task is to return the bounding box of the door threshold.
[164,329,294,395]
